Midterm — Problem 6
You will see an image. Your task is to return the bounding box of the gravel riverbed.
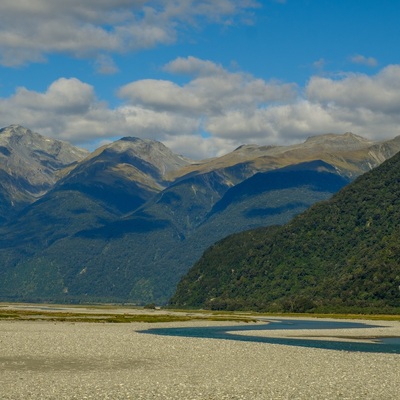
[1,319,399,399]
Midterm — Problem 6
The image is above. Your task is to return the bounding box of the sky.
[1,0,400,159]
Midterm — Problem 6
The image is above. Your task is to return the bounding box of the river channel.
[140,318,400,354]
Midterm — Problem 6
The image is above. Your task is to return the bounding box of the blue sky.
[1,0,400,159]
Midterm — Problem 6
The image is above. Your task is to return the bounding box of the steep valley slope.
[170,151,400,314]
[1,125,400,304]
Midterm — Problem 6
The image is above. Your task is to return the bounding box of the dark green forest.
[170,152,400,314]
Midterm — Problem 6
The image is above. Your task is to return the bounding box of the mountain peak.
[1,124,26,132]
[0,124,33,139]
[303,132,373,150]
[0,124,89,161]
[100,136,193,176]
[0,125,89,212]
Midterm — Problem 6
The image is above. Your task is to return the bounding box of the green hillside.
[2,127,400,306]
[170,152,400,314]
[0,162,347,304]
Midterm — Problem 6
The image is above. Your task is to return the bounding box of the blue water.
[139,318,400,354]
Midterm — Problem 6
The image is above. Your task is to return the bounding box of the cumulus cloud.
[307,65,400,114]
[350,54,378,67]
[2,61,400,158]
[0,78,127,144]
[115,56,297,153]
[119,104,200,137]
[119,79,205,114]
[119,56,296,115]
[163,56,225,76]
[162,134,236,159]
[0,0,260,66]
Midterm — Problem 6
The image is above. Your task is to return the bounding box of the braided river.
[140,318,400,354]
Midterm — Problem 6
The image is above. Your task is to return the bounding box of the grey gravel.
[1,319,399,399]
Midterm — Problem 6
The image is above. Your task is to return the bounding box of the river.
[139,318,400,354]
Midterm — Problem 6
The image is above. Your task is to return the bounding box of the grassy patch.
[0,307,256,323]
[1,304,397,323]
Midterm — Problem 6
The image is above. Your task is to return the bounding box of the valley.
[1,304,399,399]
[1,125,400,307]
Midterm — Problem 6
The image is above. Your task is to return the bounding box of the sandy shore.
[0,318,399,399]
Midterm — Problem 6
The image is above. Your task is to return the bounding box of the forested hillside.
[170,151,400,314]
[2,126,400,305]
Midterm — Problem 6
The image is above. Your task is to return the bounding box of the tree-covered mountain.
[0,160,350,304]
[170,151,400,314]
[1,125,400,305]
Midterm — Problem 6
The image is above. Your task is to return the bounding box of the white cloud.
[162,134,235,159]
[95,54,119,75]
[119,56,296,115]
[307,65,400,114]
[163,56,225,76]
[119,79,205,114]
[0,0,260,66]
[350,54,378,67]
[15,78,95,114]
[2,62,400,158]
[117,62,400,151]
[312,58,326,70]
[119,104,200,136]
[0,78,126,144]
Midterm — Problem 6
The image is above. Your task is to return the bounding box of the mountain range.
[0,125,88,223]
[170,149,400,314]
[1,124,400,304]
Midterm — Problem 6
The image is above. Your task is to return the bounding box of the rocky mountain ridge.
[174,132,400,181]
[2,125,400,216]
[1,124,400,304]
[0,125,88,222]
